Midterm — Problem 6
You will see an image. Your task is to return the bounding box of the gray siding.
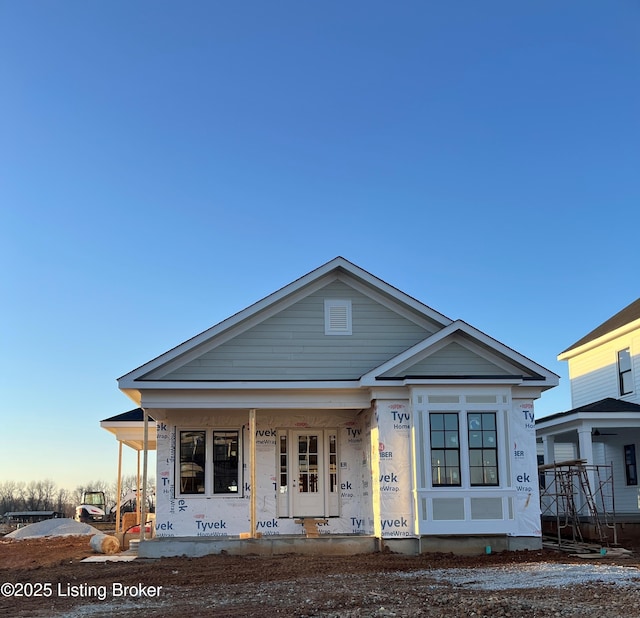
[160,280,437,381]
[383,342,512,377]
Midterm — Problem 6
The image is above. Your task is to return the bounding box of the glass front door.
[292,432,325,516]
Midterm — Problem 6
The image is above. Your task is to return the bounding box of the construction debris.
[89,533,121,555]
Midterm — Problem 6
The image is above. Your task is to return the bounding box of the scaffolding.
[539,459,617,547]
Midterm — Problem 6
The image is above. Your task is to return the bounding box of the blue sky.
[1,1,638,490]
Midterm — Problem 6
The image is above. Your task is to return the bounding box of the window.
[430,413,461,486]
[180,431,206,494]
[625,444,637,486]
[618,349,633,396]
[178,429,242,496]
[537,454,546,489]
[426,404,503,489]
[213,431,239,494]
[279,434,288,495]
[329,434,338,493]
[468,413,499,486]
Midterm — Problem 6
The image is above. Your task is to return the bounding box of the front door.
[292,431,325,516]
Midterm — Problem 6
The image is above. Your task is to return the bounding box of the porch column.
[115,441,123,533]
[577,427,594,464]
[577,427,597,516]
[136,450,141,526]
[542,435,555,465]
[140,408,149,542]
[249,408,257,538]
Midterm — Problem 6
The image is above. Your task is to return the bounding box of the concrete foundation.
[382,535,542,556]
[138,535,379,559]
[138,534,542,559]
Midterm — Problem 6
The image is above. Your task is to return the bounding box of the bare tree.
[55,487,71,516]
[0,480,17,513]
[24,480,41,511]
[41,479,56,510]
[1,475,156,519]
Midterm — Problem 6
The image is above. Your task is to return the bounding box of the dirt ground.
[2,536,640,617]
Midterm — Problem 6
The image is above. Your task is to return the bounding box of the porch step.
[294,518,328,538]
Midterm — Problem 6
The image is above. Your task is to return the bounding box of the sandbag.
[89,533,121,555]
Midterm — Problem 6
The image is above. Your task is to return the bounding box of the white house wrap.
[511,401,542,537]
[376,401,414,538]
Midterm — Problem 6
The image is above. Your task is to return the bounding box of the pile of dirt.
[0,535,94,569]
[5,518,101,540]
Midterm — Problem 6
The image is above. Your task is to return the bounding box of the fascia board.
[334,271,452,328]
[453,321,559,384]
[142,274,338,380]
[387,378,523,386]
[558,319,640,361]
[99,420,157,432]
[337,273,449,331]
[451,335,532,376]
[123,379,364,390]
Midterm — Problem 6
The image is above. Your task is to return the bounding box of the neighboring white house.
[118,257,558,555]
[536,298,640,516]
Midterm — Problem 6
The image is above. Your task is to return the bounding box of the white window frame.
[415,389,510,492]
[618,348,634,396]
[176,428,243,498]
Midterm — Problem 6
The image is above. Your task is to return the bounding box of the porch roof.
[536,398,640,442]
[537,397,640,425]
[100,408,157,451]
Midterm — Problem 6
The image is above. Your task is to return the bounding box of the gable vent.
[325,299,352,335]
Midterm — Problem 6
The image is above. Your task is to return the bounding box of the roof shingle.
[560,298,640,355]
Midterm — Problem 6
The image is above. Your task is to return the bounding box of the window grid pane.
[625,444,637,486]
[213,431,239,494]
[618,349,634,396]
[279,435,288,492]
[468,413,499,486]
[430,413,461,486]
[180,431,206,494]
[329,434,337,493]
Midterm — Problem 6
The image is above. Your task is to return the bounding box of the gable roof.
[559,298,640,358]
[119,257,452,386]
[361,320,558,387]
